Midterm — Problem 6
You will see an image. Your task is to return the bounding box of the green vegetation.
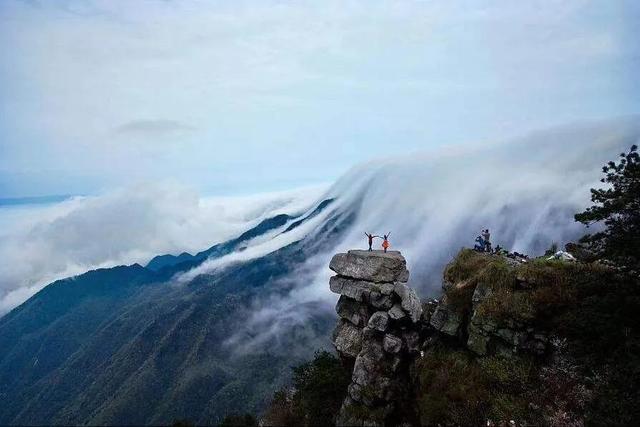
[414,345,549,425]
[425,246,640,425]
[442,249,512,314]
[263,351,351,426]
[575,144,640,272]
[441,247,623,326]
[414,346,490,425]
[219,413,258,427]
[261,249,639,426]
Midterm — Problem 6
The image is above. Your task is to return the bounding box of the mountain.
[0,197,347,425]
[1,119,639,424]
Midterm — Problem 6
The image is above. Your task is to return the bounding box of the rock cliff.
[329,250,422,426]
[326,248,591,426]
[265,246,639,426]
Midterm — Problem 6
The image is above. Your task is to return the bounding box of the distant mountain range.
[1,119,639,424]
[0,197,350,425]
[0,195,74,206]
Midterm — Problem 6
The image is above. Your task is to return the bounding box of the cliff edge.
[323,248,640,426]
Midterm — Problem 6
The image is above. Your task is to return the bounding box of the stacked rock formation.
[329,250,422,426]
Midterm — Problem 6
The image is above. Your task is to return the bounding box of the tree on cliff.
[575,144,640,272]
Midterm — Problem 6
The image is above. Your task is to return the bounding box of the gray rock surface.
[429,297,463,336]
[333,320,363,358]
[330,276,376,302]
[330,249,420,426]
[394,282,423,322]
[369,292,393,310]
[330,250,409,283]
[367,311,389,332]
[465,283,550,357]
[382,334,403,353]
[472,282,492,304]
[387,303,406,320]
[336,295,371,327]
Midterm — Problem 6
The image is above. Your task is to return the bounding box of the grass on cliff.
[414,345,545,426]
[443,249,519,317]
[442,249,617,325]
[434,249,640,425]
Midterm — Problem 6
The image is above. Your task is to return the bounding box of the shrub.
[415,347,490,426]
[219,414,258,427]
[264,351,351,426]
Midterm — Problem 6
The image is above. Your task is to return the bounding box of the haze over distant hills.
[1,119,639,424]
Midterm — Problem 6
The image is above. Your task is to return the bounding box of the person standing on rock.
[364,232,379,251]
[482,229,491,252]
[382,232,391,253]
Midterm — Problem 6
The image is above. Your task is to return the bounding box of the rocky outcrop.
[330,250,410,283]
[431,257,551,358]
[328,249,556,426]
[329,250,421,426]
[465,292,550,357]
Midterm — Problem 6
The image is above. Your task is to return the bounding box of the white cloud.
[0,182,325,314]
[1,0,638,196]
[201,119,640,354]
[113,119,195,137]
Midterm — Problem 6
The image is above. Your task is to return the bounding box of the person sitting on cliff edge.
[364,232,379,251]
[382,232,391,253]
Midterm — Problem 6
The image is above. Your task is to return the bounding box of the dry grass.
[442,249,615,324]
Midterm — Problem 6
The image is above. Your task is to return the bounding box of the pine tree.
[575,144,640,273]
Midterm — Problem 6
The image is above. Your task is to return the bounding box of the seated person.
[474,236,486,252]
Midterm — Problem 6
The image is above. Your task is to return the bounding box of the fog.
[0,183,324,314]
[325,119,640,294]
[1,119,638,320]
[214,118,640,351]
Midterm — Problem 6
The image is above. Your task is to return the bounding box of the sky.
[1,0,639,197]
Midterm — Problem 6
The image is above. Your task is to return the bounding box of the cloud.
[0,183,325,315]
[1,0,638,196]
[113,119,195,137]
[176,196,335,283]
[199,119,640,354]
[223,257,336,357]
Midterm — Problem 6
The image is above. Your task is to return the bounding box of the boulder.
[375,282,396,295]
[336,295,371,327]
[333,320,363,358]
[387,304,406,320]
[472,282,492,304]
[466,322,490,356]
[429,297,463,336]
[421,299,439,324]
[429,303,463,336]
[383,334,403,353]
[368,311,389,332]
[352,340,385,387]
[393,282,423,322]
[330,250,409,283]
[369,292,394,310]
[330,276,374,302]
